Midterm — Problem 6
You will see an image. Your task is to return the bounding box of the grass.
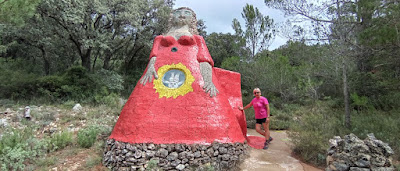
[0,101,121,170]
[286,100,400,166]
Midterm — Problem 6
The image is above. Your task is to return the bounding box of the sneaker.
[263,143,269,150]
[267,137,273,143]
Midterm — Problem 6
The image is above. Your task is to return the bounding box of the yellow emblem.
[153,63,195,98]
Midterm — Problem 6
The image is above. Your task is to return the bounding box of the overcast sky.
[173,0,288,50]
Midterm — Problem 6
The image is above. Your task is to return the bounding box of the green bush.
[77,126,100,148]
[351,110,400,160]
[47,131,73,151]
[0,65,124,104]
[288,101,344,166]
[1,145,30,171]
[0,127,48,171]
[288,100,400,166]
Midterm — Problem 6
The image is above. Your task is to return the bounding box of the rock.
[72,104,82,111]
[103,141,248,170]
[206,148,214,157]
[0,119,8,127]
[332,161,350,171]
[145,151,155,159]
[351,154,371,168]
[170,159,181,167]
[167,152,178,161]
[326,134,394,171]
[193,151,201,158]
[134,150,142,159]
[147,143,155,150]
[218,147,228,154]
[176,164,185,170]
[221,154,230,161]
[349,167,370,171]
[371,167,395,171]
[156,148,168,158]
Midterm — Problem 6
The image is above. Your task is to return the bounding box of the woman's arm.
[266,103,270,116]
[239,103,252,111]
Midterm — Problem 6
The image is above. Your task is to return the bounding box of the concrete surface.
[240,129,322,171]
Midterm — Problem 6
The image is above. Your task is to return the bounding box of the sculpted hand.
[140,57,158,85]
[203,81,219,97]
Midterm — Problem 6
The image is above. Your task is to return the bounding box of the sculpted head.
[166,7,198,35]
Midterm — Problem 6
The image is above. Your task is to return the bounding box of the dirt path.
[240,129,322,171]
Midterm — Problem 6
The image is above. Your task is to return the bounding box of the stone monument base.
[103,139,249,171]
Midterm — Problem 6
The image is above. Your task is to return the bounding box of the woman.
[109,7,246,144]
[239,88,272,149]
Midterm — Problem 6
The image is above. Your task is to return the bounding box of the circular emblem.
[153,63,195,98]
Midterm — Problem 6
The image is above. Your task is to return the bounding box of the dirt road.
[240,129,322,171]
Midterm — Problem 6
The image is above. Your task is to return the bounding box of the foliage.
[47,131,73,152]
[77,125,100,148]
[288,100,400,166]
[0,127,48,171]
[232,3,275,59]
[288,101,345,166]
[0,65,125,103]
[0,0,41,26]
[206,33,246,67]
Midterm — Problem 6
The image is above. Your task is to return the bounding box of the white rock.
[72,104,82,111]
[0,119,8,127]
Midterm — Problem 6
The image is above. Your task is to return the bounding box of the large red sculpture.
[109,11,247,144]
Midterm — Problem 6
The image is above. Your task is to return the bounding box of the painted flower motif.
[153,63,195,98]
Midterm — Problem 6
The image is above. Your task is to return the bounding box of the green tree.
[264,0,363,128]
[0,0,41,54]
[0,0,41,26]
[2,0,173,75]
[206,33,246,67]
[232,4,275,59]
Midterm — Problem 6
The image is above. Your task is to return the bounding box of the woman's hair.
[165,7,199,35]
[253,88,261,93]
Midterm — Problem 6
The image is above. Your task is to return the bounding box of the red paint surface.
[246,136,267,149]
[109,35,247,144]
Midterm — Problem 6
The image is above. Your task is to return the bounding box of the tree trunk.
[343,59,351,128]
[40,46,50,75]
[81,48,92,71]
[103,50,111,70]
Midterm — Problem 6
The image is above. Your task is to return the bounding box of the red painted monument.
[109,35,248,145]
[104,7,257,170]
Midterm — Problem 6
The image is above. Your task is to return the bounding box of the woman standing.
[239,88,272,149]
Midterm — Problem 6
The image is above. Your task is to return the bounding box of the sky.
[173,0,288,50]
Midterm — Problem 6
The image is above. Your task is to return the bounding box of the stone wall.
[326,133,395,171]
[103,139,249,170]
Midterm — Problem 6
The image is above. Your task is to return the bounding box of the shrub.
[0,127,48,171]
[1,145,30,171]
[288,101,344,166]
[47,131,73,151]
[77,126,100,148]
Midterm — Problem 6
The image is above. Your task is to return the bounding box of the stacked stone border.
[103,139,249,171]
[326,133,395,171]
